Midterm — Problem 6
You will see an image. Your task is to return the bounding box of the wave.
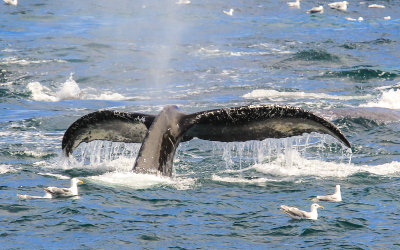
[1,56,66,66]
[323,107,400,124]
[341,38,394,50]
[213,150,400,181]
[316,68,398,82]
[26,73,134,102]
[361,89,400,110]
[89,172,195,190]
[0,165,15,174]
[288,49,340,62]
[242,89,370,101]
[196,45,291,58]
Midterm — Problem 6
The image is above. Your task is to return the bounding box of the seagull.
[287,0,301,8]
[328,1,349,11]
[176,0,190,4]
[3,0,17,6]
[368,4,385,8]
[312,184,342,202]
[280,203,324,220]
[223,8,234,16]
[17,178,83,199]
[306,6,324,14]
[384,16,391,20]
[43,178,83,198]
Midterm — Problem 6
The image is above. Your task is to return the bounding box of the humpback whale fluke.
[62,105,351,176]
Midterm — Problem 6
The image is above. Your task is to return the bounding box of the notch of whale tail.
[62,105,351,176]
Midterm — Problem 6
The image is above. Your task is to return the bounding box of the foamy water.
[89,172,195,190]
[27,74,130,102]
[243,89,371,101]
[361,89,400,109]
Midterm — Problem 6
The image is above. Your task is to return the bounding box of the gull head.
[311,203,324,211]
[71,178,84,185]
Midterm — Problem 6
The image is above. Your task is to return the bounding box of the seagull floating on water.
[3,0,17,6]
[307,6,324,14]
[345,17,363,21]
[312,184,342,202]
[328,1,349,11]
[368,4,385,8]
[281,203,324,220]
[384,16,391,20]
[287,0,300,8]
[223,8,234,16]
[176,0,190,4]
[17,178,83,199]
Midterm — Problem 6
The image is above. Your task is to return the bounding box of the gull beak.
[79,180,84,184]
[319,206,324,209]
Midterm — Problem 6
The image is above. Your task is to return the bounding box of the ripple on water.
[289,49,341,62]
[335,219,365,230]
[315,68,398,82]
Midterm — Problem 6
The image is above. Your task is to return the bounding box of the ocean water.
[1,0,400,248]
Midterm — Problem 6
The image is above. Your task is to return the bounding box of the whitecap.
[1,56,66,65]
[27,73,131,102]
[251,150,400,178]
[242,89,371,101]
[0,165,14,174]
[89,172,195,190]
[361,89,400,110]
[37,172,71,180]
[211,174,276,185]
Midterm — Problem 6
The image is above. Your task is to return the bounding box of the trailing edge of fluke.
[62,105,351,176]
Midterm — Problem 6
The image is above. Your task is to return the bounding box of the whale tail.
[62,105,350,175]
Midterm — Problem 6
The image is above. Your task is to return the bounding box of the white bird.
[312,184,342,202]
[328,1,349,11]
[384,16,391,20]
[368,4,385,8]
[223,8,234,16]
[17,178,83,199]
[287,0,301,8]
[307,6,324,14]
[358,17,364,21]
[345,17,356,21]
[281,203,324,220]
[176,0,190,4]
[3,0,17,6]
[43,178,83,198]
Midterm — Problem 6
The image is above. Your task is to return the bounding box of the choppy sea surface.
[1,0,400,248]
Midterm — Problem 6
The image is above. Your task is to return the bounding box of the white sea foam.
[37,172,71,180]
[361,89,400,110]
[211,174,276,185]
[89,172,195,190]
[1,56,66,65]
[27,73,131,102]
[243,89,371,101]
[196,46,290,58]
[0,165,14,174]
[250,150,400,178]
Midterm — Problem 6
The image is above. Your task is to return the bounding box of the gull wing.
[281,205,308,218]
[43,187,73,197]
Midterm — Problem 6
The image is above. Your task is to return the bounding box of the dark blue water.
[1,0,400,248]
